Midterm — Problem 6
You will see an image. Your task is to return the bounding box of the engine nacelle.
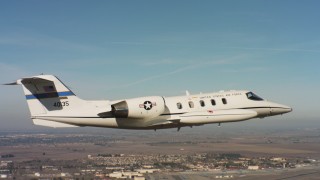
[111,96,166,119]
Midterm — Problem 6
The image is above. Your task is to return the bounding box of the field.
[1,124,320,179]
[1,125,320,160]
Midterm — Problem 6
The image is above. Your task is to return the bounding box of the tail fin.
[7,75,83,116]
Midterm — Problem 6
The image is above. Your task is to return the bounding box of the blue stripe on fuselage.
[26,91,75,100]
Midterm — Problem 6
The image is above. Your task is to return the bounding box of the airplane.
[5,74,292,131]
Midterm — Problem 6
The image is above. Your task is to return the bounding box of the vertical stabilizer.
[11,75,83,116]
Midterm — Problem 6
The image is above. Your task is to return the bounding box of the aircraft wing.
[148,119,180,126]
[32,119,80,128]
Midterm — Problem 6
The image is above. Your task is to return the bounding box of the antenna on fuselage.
[186,90,190,96]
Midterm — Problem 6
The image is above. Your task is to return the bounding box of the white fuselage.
[32,90,292,130]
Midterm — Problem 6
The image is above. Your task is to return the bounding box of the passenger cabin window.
[246,92,264,101]
[200,100,205,107]
[177,102,183,109]
[211,99,216,106]
[188,101,194,108]
[222,98,227,105]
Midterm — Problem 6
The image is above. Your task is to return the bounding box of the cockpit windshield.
[246,92,264,101]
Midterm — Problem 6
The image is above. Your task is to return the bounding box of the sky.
[0,0,320,130]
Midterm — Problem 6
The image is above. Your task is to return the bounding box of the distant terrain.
[1,124,320,179]
[1,125,320,160]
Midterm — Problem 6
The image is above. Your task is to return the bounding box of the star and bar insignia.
[139,101,156,110]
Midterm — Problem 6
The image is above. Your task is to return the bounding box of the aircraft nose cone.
[282,106,292,113]
[270,104,292,115]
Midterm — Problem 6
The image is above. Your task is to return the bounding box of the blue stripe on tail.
[26,91,75,100]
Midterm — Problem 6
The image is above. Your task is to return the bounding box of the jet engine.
[111,96,166,119]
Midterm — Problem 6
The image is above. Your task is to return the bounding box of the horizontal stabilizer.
[20,77,53,84]
[5,76,53,85]
[4,82,18,85]
[32,119,79,128]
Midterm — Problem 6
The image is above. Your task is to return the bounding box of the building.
[109,172,122,178]
[135,169,160,174]
[109,171,144,179]
[248,166,259,170]
[134,177,145,180]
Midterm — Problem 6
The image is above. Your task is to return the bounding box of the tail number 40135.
[53,101,69,107]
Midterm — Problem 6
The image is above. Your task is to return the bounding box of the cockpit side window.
[246,92,264,101]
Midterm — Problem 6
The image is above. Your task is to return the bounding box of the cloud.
[0,33,100,51]
[119,65,195,88]
[108,41,151,46]
[222,67,269,73]
[139,53,250,67]
[107,54,248,90]
[227,47,320,53]
[139,58,191,66]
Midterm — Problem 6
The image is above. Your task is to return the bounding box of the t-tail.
[5,75,86,127]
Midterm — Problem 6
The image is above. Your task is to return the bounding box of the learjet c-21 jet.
[6,75,292,130]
